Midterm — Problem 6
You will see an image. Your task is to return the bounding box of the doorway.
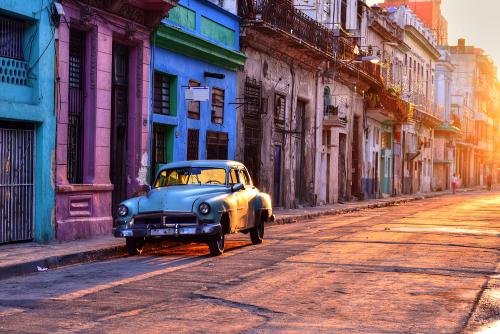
[351,116,360,197]
[295,100,306,203]
[0,124,34,243]
[111,43,129,212]
[338,133,347,202]
[273,145,282,207]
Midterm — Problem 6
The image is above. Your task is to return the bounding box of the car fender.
[193,192,238,232]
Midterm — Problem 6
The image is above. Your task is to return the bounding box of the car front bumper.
[113,223,221,239]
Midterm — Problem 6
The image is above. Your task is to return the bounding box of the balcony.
[474,111,493,125]
[323,105,347,128]
[0,56,29,86]
[83,0,179,27]
[378,92,411,123]
[238,0,333,58]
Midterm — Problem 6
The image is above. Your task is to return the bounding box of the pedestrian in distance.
[486,173,493,191]
[451,174,459,194]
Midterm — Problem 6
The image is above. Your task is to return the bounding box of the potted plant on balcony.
[366,92,381,108]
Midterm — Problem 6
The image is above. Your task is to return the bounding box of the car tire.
[207,230,225,256]
[250,222,264,245]
[126,237,145,256]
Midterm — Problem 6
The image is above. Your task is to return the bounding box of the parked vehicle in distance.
[113,160,274,256]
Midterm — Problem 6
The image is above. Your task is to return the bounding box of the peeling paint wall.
[237,46,318,208]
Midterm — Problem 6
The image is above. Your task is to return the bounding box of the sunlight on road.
[474,320,500,334]
[388,227,500,235]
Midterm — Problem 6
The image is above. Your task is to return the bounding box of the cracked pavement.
[0,191,499,333]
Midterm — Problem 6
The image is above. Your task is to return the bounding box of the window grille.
[274,94,286,129]
[187,80,200,119]
[0,15,24,60]
[151,124,168,183]
[211,87,224,124]
[67,29,85,184]
[187,129,199,160]
[153,72,170,115]
[206,131,228,160]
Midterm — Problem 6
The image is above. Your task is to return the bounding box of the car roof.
[158,160,245,171]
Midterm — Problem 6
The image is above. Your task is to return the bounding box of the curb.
[0,190,470,280]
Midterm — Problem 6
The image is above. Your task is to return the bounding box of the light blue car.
[113,160,274,256]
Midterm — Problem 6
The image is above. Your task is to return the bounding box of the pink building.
[55,0,177,241]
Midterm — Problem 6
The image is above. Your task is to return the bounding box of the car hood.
[138,185,228,213]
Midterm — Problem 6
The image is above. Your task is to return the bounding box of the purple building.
[55,0,178,241]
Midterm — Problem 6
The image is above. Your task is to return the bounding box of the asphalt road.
[0,191,499,333]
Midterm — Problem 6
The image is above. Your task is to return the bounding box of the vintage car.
[113,160,274,256]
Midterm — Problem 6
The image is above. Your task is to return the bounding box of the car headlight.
[199,203,210,215]
[117,205,129,217]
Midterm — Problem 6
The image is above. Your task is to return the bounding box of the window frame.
[153,71,172,115]
[187,80,201,119]
[211,86,225,124]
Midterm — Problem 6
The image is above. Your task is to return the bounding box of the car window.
[229,168,239,185]
[154,167,227,188]
[239,169,252,186]
[187,168,226,185]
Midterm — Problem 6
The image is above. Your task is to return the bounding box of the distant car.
[113,160,274,256]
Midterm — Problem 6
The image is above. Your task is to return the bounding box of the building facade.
[388,5,441,194]
[448,39,498,189]
[433,47,458,191]
[150,0,245,183]
[54,0,177,241]
[0,1,56,243]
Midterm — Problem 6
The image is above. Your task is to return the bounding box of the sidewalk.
[0,188,479,280]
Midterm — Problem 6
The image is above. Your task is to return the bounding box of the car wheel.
[208,230,225,256]
[126,237,145,256]
[250,222,264,245]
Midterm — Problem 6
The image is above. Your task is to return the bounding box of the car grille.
[134,212,198,226]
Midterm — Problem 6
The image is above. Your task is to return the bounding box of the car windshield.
[154,167,227,188]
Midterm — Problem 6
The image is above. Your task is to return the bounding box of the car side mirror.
[142,184,151,193]
[231,183,245,192]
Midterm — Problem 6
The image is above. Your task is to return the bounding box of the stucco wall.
[0,1,56,242]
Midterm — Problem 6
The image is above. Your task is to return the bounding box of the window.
[274,94,286,129]
[151,124,168,183]
[0,14,24,60]
[381,132,391,149]
[229,168,239,185]
[187,128,199,160]
[153,71,171,115]
[67,29,86,184]
[239,169,252,186]
[187,80,200,119]
[154,167,227,188]
[211,87,224,124]
[206,131,228,160]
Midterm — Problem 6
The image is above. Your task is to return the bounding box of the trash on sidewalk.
[37,266,48,272]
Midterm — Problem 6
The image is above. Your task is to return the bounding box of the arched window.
[323,86,331,114]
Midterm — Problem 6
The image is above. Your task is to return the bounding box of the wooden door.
[111,44,129,212]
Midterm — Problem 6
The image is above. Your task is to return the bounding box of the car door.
[239,168,259,229]
[228,167,246,231]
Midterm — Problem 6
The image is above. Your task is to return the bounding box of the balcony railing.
[0,56,29,86]
[238,0,333,55]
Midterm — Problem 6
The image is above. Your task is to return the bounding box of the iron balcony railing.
[238,0,334,55]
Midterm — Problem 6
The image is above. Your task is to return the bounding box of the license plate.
[150,228,175,236]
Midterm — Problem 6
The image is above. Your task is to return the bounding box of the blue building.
[149,0,245,180]
[0,1,56,243]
